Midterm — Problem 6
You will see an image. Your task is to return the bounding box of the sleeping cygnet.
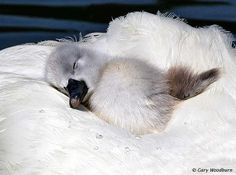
[45,44,219,134]
[66,56,219,135]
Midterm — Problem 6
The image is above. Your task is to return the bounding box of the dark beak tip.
[66,79,89,109]
[69,98,81,109]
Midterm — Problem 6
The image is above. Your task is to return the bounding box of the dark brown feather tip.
[167,66,220,100]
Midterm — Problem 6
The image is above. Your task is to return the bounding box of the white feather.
[0,11,236,175]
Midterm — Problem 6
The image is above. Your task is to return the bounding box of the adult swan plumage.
[0,12,236,175]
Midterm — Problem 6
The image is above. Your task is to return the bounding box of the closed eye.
[73,62,77,70]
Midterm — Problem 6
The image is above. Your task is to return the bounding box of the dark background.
[0,0,236,50]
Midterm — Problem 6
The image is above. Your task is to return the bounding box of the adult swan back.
[0,12,236,175]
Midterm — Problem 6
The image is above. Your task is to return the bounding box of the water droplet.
[125,146,131,152]
[39,109,45,113]
[94,146,99,150]
[96,133,103,139]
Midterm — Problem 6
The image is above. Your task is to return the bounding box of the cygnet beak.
[66,79,88,109]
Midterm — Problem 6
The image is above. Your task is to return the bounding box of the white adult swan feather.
[0,11,236,175]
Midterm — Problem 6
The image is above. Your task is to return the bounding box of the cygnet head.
[45,43,81,93]
[66,48,109,108]
[45,43,109,108]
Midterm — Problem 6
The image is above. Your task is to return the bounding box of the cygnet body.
[46,44,219,135]
[88,58,175,134]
